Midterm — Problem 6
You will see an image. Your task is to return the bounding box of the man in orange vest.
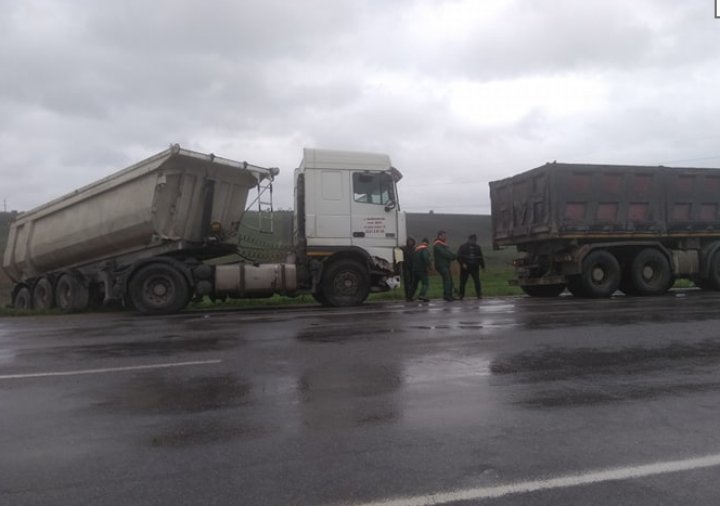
[411,237,431,302]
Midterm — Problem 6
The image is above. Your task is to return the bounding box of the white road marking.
[0,359,222,380]
[342,453,720,506]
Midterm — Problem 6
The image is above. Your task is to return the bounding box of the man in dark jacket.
[433,230,457,301]
[402,237,416,301]
[411,237,431,302]
[457,233,485,299]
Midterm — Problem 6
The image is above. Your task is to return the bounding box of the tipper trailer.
[490,162,720,298]
[3,144,406,314]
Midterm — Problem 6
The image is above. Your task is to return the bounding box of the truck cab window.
[353,172,395,205]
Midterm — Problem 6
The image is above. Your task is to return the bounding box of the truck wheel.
[520,284,565,297]
[32,277,55,310]
[321,259,370,307]
[578,250,620,298]
[312,286,330,306]
[630,248,671,296]
[129,263,190,315]
[708,251,720,290]
[13,285,32,310]
[55,274,90,312]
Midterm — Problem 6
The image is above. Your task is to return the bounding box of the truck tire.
[32,277,55,310]
[321,259,370,307]
[312,286,330,306]
[520,284,565,297]
[55,274,90,312]
[708,251,720,290]
[578,250,620,298]
[629,248,672,296]
[13,285,32,310]
[129,263,190,315]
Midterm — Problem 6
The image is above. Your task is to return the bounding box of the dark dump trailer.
[489,162,720,297]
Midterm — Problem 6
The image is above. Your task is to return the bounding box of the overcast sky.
[2,0,720,214]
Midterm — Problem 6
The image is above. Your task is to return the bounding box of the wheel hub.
[336,272,359,295]
[642,265,655,281]
[152,283,168,297]
[591,266,605,283]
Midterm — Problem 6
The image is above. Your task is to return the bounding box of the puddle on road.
[295,362,403,428]
[21,336,240,362]
[297,325,404,343]
[519,379,720,408]
[403,352,491,385]
[297,363,403,399]
[491,338,720,409]
[0,349,15,365]
[147,419,268,448]
[93,374,252,415]
[409,321,484,331]
[491,339,720,382]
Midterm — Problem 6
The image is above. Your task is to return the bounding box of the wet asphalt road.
[3,291,720,505]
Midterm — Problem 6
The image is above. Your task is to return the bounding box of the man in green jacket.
[411,237,431,302]
[433,230,457,301]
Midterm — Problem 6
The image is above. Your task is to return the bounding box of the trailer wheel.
[55,274,90,312]
[321,259,370,307]
[629,248,672,296]
[520,284,566,297]
[129,263,190,315]
[13,285,32,310]
[32,277,55,310]
[578,250,620,298]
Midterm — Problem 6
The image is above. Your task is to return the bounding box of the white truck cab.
[294,148,406,305]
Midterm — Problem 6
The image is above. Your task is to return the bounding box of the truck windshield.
[352,172,395,206]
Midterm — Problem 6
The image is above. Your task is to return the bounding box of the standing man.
[433,230,457,301]
[402,237,416,302]
[412,237,431,302]
[457,233,485,299]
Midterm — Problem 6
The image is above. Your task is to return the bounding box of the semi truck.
[2,144,406,314]
[490,162,720,298]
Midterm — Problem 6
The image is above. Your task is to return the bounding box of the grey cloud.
[2,0,720,215]
[382,0,712,80]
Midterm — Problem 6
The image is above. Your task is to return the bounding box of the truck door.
[350,170,400,250]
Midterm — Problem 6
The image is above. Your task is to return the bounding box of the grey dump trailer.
[3,144,406,314]
[490,162,720,298]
